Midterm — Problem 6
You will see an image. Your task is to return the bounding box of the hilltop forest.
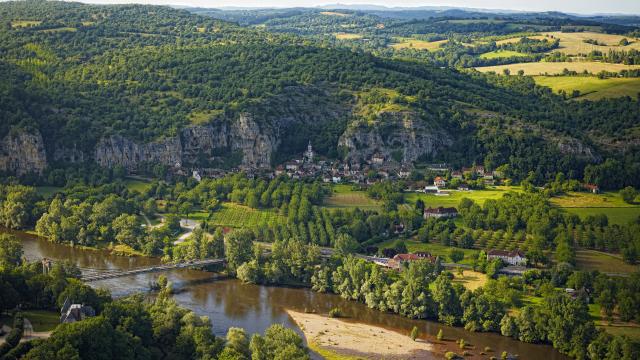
[0,1,638,188]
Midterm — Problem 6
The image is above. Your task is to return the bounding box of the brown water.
[11,230,568,359]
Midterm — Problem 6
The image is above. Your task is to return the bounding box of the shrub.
[329,307,342,318]
[410,326,419,341]
[445,351,459,360]
[436,329,443,340]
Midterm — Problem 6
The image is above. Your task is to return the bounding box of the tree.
[621,186,637,204]
[449,249,464,263]
[249,324,309,360]
[334,233,359,255]
[0,234,22,271]
[224,327,250,360]
[410,326,419,341]
[436,329,443,341]
[224,229,254,273]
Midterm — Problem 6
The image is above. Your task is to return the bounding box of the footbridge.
[79,258,225,282]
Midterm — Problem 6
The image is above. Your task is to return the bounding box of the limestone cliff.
[0,131,47,175]
[95,113,277,171]
[338,111,452,165]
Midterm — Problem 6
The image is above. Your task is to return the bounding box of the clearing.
[320,11,350,17]
[405,186,521,209]
[475,61,640,76]
[11,20,42,28]
[123,177,152,193]
[324,184,380,210]
[575,250,639,274]
[287,310,433,360]
[334,33,363,40]
[479,50,530,59]
[563,208,640,226]
[551,191,635,208]
[534,76,640,100]
[452,270,488,291]
[390,38,447,51]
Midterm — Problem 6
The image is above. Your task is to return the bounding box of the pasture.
[334,33,363,40]
[475,61,640,76]
[11,20,42,28]
[551,191,634,208]
[405,186,521,208]
[0,310,59,332]
[208,203,282,228]
[452,270,489,291]
[479,50,530,59]
[563,207,640,226]
[534,76,640,100]
[324,184,380,210]
[575,250,639,274]
[390,38,447,51]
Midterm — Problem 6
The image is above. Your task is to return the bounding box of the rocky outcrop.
[0,131,47,175]
[338,112,452,165]
[556,138,598,161]
[95,113,277,171]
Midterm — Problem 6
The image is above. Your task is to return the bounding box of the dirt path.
[287,310,435,360]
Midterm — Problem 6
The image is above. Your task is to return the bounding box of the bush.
[436,329,443,340]
[445,351,459,360]
[329,307,342,318]
[410,326,419,341]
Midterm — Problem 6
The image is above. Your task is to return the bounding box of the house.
[583,183,600,194]
[371,154,385,165]
[433,176,446,187]
[60,298,95,324]
[424,185,440,194]
[398,167,411,178]
[451,171,463,180]
[423,207,458,219]
[275,165,285,176]
[487,249,527,266]
[475,166,485,175]
[332,176,342,183]
[285,162,299,171]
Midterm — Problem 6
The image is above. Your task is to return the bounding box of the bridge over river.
[77,258,225,282]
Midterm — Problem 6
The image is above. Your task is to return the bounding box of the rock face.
[95,113,277,170]
[556,138,599,161]
[0,131,47,175]
[338,112,452,164]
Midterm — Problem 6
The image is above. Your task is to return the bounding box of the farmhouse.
[487,249,527,266]
[386,252,437,270]
[60,298,95,324]
[423,206,458,219]
[433,176,446,187]
[583,183,600,194]
[451,171,463,179]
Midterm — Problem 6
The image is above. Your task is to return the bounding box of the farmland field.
[209,203,282,228]
[575,249,639,274]
[405,186,522,208]
[489,31,640,55]
[324,184,380,210]
[534,76,640,100]
[390,38,447,51]
[479,50,530,59]
[475,61,640,76]
[334,33,363,40]
[563,207,640,225]
[10,20,42,28]
[551,191,635,208]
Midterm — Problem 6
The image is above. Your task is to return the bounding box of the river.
[11,230,568,359]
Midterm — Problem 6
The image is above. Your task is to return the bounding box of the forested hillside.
[0,1,638,187]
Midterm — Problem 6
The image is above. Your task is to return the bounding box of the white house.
[487,250,527,266]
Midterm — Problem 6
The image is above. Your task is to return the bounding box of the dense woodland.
[0,1,639,188]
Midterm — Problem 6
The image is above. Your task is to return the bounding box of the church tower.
[304,141,314,163]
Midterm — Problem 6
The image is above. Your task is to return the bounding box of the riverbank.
[287,310,435,360]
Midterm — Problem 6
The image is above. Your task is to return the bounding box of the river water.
[11,230,568,359]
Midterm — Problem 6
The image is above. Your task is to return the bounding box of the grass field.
[563,207,640,226]
[551,191,635,208]
[575,250,639,274]
[479,50,530,59]
[208,203,282,228]
[40,27,77,33]
[11,20,42,28]
[188,109,222,124]
[0,310,60,332]
[123,177,152,193]
[534,76,640,100]
[390,38,447,51]
[324,185,380,210]
[36,186,63,198]
[334,33,363,40]
[319,11,350,17]
[475,61,640,76]
[452,270,488,291]
[405,186,521,209]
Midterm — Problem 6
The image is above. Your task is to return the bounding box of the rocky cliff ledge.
[96,113,277,171]
[338,112,452,165]
[0,131,47,175]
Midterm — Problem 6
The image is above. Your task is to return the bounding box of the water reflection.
[11,231,568,359]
